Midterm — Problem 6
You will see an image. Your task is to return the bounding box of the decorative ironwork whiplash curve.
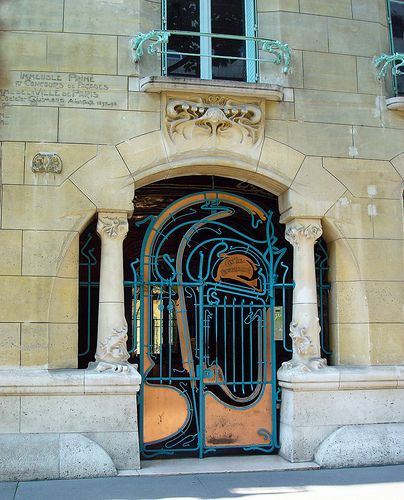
[135,191,288,458]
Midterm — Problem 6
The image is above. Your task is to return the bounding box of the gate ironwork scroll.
[133,191,290,458]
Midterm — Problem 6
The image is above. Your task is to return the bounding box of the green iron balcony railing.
[130,30,291,82]
[374,53,404,96]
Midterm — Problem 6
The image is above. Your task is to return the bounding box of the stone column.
[91,212,131,372]
[281,218,326,372]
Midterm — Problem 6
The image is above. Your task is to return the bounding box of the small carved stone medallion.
[32,152,63,174]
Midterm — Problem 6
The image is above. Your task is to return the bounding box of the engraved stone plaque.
[0,71,128,110]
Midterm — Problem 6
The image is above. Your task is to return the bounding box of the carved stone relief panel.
[162,93,265,159]
[32,152,63,174]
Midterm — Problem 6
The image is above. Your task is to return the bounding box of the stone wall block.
[22,231,78,278]
[59,109,160,145]
[48,277,78,324]
[48,324,78,369]
[84,431,140,470]
[372,199,404,239]
[315,424,404,467]
[0,276,52,323]
[330,281,404,325]
[0,230,22,275]
[324,193,374,240]
[257,0,299,12]
[46,33,118,75]
[20,395,138,433]
[295,90,381,127]
[257,138,305,189]
[1,32,48,72]
[70,146,134,212]
[279,422,340,462]
[265,120,353,158]
[64,0,139,36]
[59,433,117,478]
[352,0,388,24]
[279,157,346,219]
[0,434,60,481]
[117,130,168,176]
[1,142,25,184]
[328,18,387,57]
[2,182,96,231]
[323,158,402,199]
[303,52,357,93]
[0,0,64,31]
[0,397,20,433]
[21,323,49,368]
[300,0,352,18]
[259,12,328,52]
[391,153,404,181]
[0,106,58,142]
[0,323,20,368]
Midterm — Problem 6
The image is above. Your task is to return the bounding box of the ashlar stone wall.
[0,0,403,371]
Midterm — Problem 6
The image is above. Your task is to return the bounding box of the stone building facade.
[0,0,403,480]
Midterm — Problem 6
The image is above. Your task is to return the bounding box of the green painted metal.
[383,0,404,95]
[374,53,404,84]
[135,191,285,458]
[131,30,291,76]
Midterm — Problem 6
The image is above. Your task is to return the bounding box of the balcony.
[374,52,404,111]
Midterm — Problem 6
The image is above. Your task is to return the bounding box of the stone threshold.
[118,455,319,477]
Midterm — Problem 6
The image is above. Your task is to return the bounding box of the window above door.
[163,0,256,82]
[131,0,291,86]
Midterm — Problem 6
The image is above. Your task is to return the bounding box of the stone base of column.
[0,368,141,480]
[278,365,404,465]
[279,356,327,375]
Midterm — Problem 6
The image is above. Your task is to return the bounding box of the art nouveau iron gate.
[132,191,289,458]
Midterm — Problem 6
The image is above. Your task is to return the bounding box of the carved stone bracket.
[164,94,264,149]
[32,152,63,174]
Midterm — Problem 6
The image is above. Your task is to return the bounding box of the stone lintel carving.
[32,152,63,174]
[285,222,323,249]
[97,213,129,240]
[164,94,263,147]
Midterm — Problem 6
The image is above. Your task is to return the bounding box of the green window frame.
[162,0,258,83]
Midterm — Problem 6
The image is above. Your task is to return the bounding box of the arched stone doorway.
[78,175,331,459]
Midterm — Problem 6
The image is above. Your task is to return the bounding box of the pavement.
[1,463,404,500]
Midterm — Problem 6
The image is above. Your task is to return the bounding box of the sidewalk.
[1,463,404,500]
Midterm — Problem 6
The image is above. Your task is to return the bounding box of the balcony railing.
[131,30,291,81]
[374,52,404,96]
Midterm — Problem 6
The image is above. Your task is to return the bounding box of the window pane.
[211,0,246,81]
[167,0,200,78]
[391,1,404,94]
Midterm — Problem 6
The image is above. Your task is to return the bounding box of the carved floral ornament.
[97,214,129,239]
[285,222,323,249]
[164,94,263,147]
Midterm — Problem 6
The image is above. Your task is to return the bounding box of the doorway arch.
[78,176,331,457]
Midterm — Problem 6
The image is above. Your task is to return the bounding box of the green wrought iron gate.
[78,181,331,459]
[134,191,286,458]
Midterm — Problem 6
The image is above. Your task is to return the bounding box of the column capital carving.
[285,219,323,249]
[97,213,129,241]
